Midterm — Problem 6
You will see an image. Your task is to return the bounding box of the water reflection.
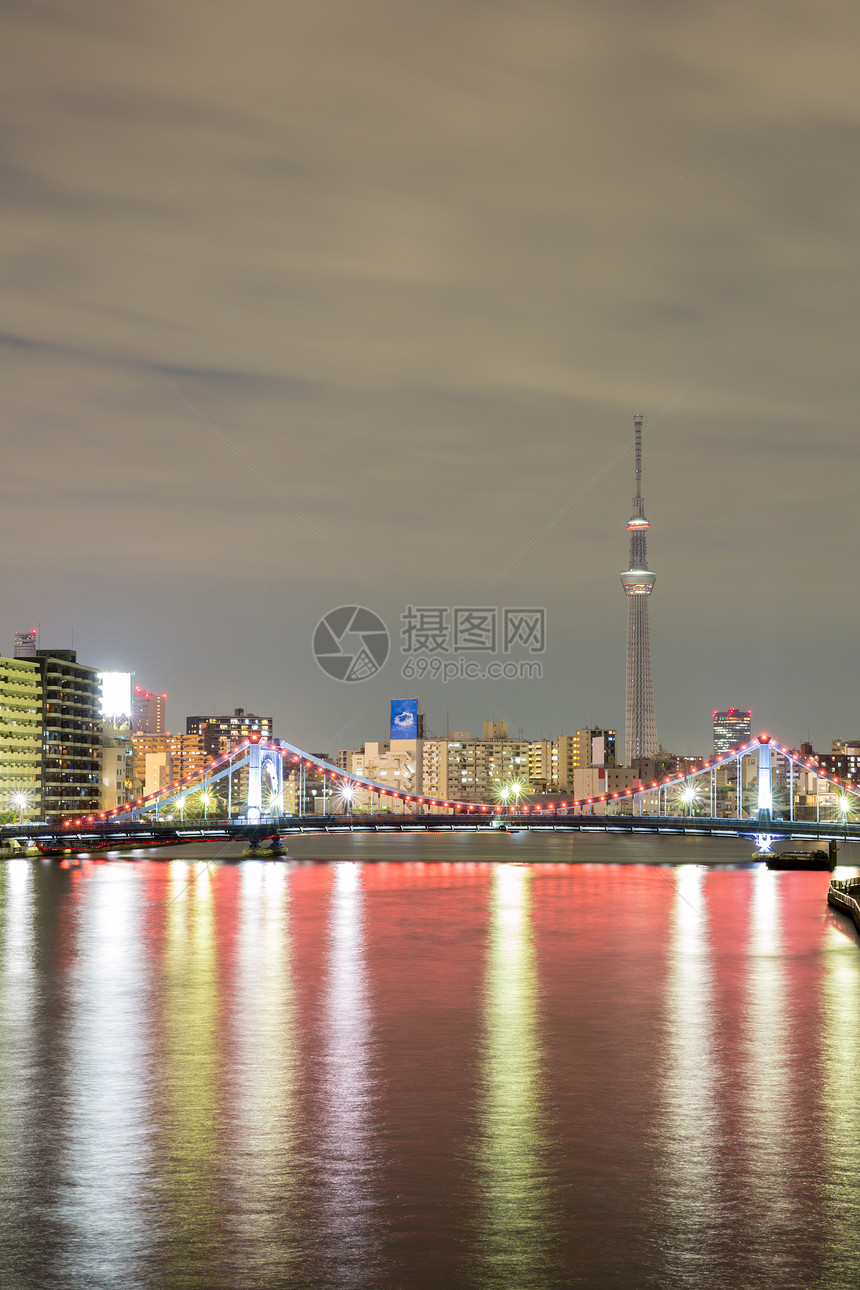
[318,862,380,1287]
[659,866,722,1272]
[741,869,795,1245]
[60,866,155,1285]
[475,865,556,1285]
[820,890,860,1284]
[2,853,860,1288]
[159,861,223,1281]
[0,862,41,1284]
[228,861,304,1274]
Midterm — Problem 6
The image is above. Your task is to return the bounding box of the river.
[1,833,859,1289]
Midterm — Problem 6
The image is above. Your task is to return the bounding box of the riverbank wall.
[828,879,860,934]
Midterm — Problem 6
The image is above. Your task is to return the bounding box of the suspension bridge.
[5,731,860,854]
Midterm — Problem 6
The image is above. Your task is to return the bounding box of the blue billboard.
[390,697,419,740]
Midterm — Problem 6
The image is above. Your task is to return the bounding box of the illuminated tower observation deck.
[621,412,657,766]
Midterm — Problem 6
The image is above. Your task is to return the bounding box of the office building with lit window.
[33,650,102,821]
[186,708,273,756]
[132,686,167,734]
[713,709,752,757]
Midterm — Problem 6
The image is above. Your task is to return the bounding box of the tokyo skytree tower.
[620,412,657,766]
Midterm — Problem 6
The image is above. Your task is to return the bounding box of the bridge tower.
[246,738,283,822]
[756,733,773,821]
[621,412,658,766]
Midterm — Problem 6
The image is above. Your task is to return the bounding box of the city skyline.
[4,1,860,754]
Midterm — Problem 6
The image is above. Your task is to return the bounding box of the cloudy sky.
[3,0,859,755]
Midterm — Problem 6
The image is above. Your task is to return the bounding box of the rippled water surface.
[1,834,860,1289]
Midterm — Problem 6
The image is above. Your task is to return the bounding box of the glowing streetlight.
[338,782,355,818]
[681,783,697,816]
[12,792,28,825]
[839,795,851,818]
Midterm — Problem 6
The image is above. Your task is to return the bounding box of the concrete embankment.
[828,879,860,934]
[0,845,41,859]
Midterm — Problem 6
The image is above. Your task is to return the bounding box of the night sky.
[4,0,859,755]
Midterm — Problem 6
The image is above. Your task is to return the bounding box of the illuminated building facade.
[34,650,102,820]
[0,656,43,818]
[99,671,134,729]
[621,412,658,766]
[713,709,752,756]
[422,736,530,803]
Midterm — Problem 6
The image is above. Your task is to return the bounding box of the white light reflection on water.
[475,864,556,1286]
[229,861,303,1271]
[0,860,38,1268]
[318,862,381,1288]
[659,866,722,1271]
[59,864,155,1285]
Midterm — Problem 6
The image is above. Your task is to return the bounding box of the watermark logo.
[401,605,545,680]
[313,604,545,683]
[313,606,390,682]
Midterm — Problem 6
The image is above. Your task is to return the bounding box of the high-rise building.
[13,629,38,659]
[572,727,617,771]
[0,656,43,818]
[527,732,615,792]
[621,412,658,766]
[131,732,209,792]
[34,650,102,820]
[186,709,273,756]
[713,709,752,756]
[422,734,530,803]
[132,686,166,734]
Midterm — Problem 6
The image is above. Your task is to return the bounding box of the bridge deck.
[4,814,860,851]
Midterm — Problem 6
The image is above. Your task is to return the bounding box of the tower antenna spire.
[621,412,657,766]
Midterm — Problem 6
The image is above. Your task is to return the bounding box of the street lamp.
[511,781,524,812]
[13,792,28,825]
[681,783,696,817]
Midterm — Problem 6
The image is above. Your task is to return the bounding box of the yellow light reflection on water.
[160,861,222,1276]
[475,865,556,1284]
